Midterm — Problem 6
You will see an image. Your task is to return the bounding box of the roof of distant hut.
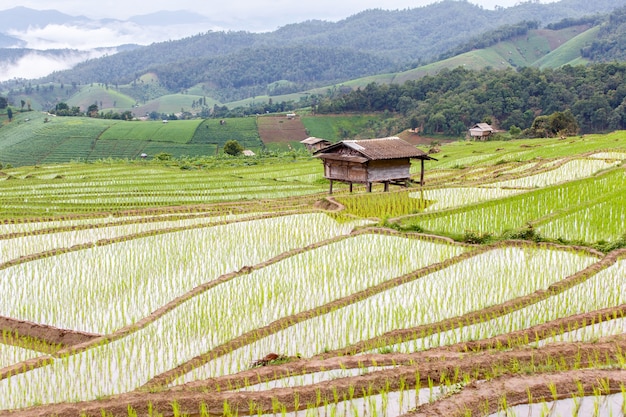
[469,123,494,134]
[300,137,331,145]
[314,137,434,162]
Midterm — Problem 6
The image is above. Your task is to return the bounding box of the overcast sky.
[5,1,559,30]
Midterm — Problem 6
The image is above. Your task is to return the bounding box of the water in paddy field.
[255,385,454,417]
[237,366,396,391]
[489,393,624,417]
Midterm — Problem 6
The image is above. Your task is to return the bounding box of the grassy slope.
[0,112,117,166]
[99,119,202,143]
[190,118,262,151]
[534,26,598,68]
[301,114,388,142]
[278,25,598,96]
[67,85,136,111]
[4,113,393,166]
[0,112,217,165]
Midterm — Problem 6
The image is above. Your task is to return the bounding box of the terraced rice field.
[0,132,625,417]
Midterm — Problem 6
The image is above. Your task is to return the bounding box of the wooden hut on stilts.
[313,137,435,194]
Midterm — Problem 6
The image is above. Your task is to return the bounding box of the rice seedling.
[413,187,525,212]
[383,258,626,354]
[0,232,462,409]
[0,213,362,334]
[175,245,595,383]
[484,159,620,189]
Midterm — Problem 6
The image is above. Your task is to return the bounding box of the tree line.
[313,63,626,135]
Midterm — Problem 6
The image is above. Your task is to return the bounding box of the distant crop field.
[99,120,202,143]
[67,85,136,111]
[257,116,308,144]
[190,118,262,150]
[0,112,117,166]
[301,114,386,141]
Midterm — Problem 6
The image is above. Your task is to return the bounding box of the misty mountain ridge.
[4,0,626,102]
[0,6,215,33]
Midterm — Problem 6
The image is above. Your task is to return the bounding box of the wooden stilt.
[384,182,389,192]
[329,179,333,194]
[367,182,372,192]
[420,159,425,186]
[349,182,353,193]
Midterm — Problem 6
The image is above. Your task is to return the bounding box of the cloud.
[0,50,114,81]
[7,21,210,50]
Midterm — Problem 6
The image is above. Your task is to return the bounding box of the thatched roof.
[314,137,433,161]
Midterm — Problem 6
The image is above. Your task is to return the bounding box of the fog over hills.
[2,0,626,83]
[0,7,223,81]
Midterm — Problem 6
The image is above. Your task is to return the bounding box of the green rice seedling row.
[174,245,595,383]
[0,213,358,334]
[0,232,461,408]
[383,257,626,353]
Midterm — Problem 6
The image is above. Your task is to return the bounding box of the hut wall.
[324,161,368,182]
[312,142,329,151]
[366,159,411,182]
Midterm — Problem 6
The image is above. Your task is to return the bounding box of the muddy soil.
[1,336,624,417]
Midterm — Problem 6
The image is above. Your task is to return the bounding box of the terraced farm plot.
[256,116,308,145]
[0,213,359,334]
[174,244,597,383]
[483,158,620,189]
[98,120,202,143]
[189,118,262,150]
[0,344,44,370]
[1,133,626,417]
[0,231,460,408]
[0,160,328,217]
[402,168,626,242]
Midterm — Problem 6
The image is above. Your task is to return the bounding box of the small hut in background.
[314,137,435,194]
[301,137,331,152]
[469,123,494,140]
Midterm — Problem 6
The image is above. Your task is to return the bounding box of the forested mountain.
[24,0,626,92]
[4,0,626,111]
[148,46,394,102]
[315,63,626,135]
[581,6,626,61]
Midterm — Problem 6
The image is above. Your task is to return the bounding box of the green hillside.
[0,21,608,117]
[0,110,399,167]
[301,114,389,141]
[133,93,220,116]
[534,26,598,68]
[67,85,136,111]
[222,23,601,105]
[0,112,260,166]
[99,119,202,143]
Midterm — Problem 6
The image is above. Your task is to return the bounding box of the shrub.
[223,140,244,156]
[463,230,493,244]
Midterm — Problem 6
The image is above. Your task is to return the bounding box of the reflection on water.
[489,393,624,417]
